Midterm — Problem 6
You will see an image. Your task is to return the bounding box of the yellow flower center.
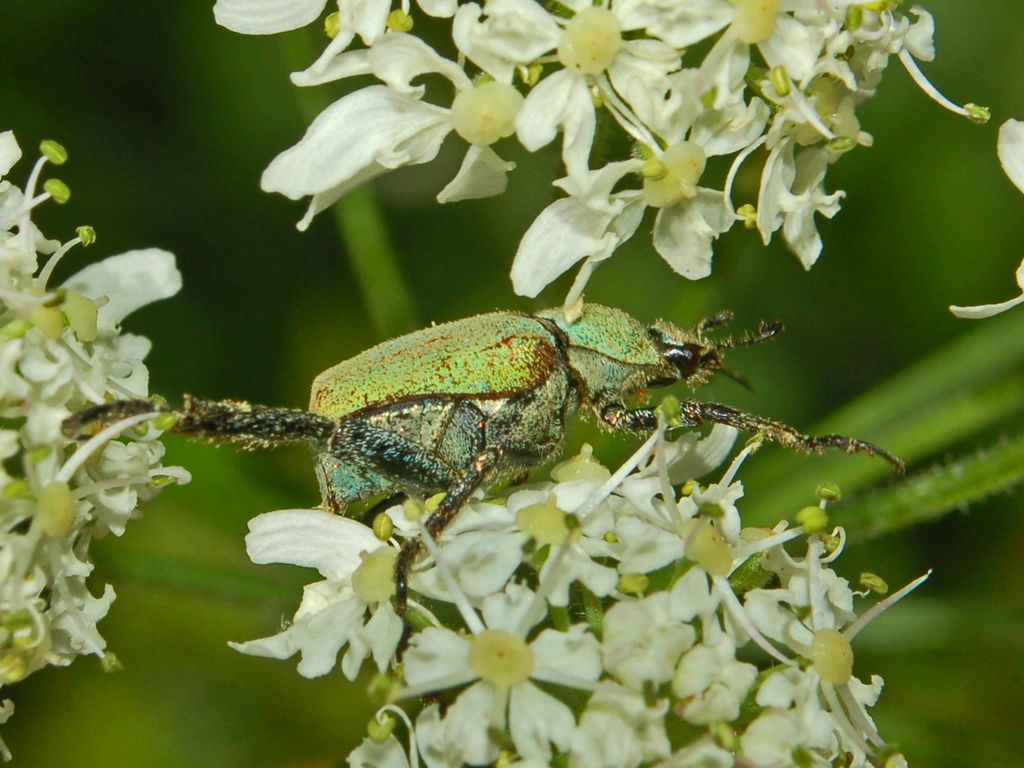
[36,481,75,537]
[643,142,707,208]
[557,7,622,75]
[351,547,397,604]
[469,629,534,688]
[684,518,732,576]
[516,501,574,546]
[450,81,524,147]
[810,628,854,685]
[731,0,779,44]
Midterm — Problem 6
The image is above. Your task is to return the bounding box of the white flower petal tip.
[213,0,328,34]
[0,130,22,177]
[998,119,1024,195]
[245,508,382,577]
[949,256,1024,319]
[437,146,515,204]
[62,248,182,333]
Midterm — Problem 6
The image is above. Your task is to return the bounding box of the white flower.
[569,681,671,768]
[229,509,403,679]
[403,582,601,764]
[0,133,185,757]
[672,633,757,724]
[950,119,1024,318]
[603,591,695,690]
[263,35,521,229]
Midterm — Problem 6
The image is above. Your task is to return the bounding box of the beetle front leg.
[394,445,507,617]
[600,404,659,433]
[678,400,905,474]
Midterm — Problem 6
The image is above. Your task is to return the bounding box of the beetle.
[63,303,903,611]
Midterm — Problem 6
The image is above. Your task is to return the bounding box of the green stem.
[277,30,419,339]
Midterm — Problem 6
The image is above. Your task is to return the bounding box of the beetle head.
[647,313,783,389]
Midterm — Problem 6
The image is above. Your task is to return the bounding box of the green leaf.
[741,308,1024,525]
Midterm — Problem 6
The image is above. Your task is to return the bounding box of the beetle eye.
[665,344,703,378]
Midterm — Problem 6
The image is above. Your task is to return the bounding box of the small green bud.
[132,422,150,437]
[525,62,543,87]
[736,203,757,228]
[28,445,53,463]
[656,395,682,427]
[40,140,68,165]
[845,4,863,31]
[859,572,889,594]
[680,479,698,496]
[386,9,413,32]
[617,572,649,595]
[2,479,31,499]
[964,103,990,124]
[425,492,445,513]
[324,11,340,38]
[769,65,790,96]
[796,504,828,534]
[367,713,397,743]
[816,482,841,502]
[43,178,71,204]
[0,319,32,342]
[827,136,857,153]
[76,225,96,245]
[372,512,394,541]
[603,531,619,544]
[151,475,178,488]
[366,672,398,705]
[152,411,179,432]
[101,652,124,673]
[150,393,170,409]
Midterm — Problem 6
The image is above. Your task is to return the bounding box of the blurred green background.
[4,1,1023,765]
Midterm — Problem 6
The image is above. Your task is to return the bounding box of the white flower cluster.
[0,131,188,760]
[233,424,923,768]
[214,0,974,307]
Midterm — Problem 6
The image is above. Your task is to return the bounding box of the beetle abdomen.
[309,312,560,419]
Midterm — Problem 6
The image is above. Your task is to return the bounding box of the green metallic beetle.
[63,304,903,610]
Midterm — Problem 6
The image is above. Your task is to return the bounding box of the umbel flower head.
[232,421,924,768]
[0,131,188,759]
[215,0,986,309]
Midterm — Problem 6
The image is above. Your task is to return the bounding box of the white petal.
[453,0,561,83]
[437,145,515,203]
[348,735,412,768]
[757,14,824,84]
[404,627,476,689]
[481,582,545,634]
[0,131,21,178]
[291,48,372,87]
[368,33,471,95]
[904,7,936,62]
[63,248,182,333]
[615,0,732,48]
[261,86,451,201]
[652,189,733,280]
[509,682,576,761]
[665,423,738,483]
[243,509,382,578]
[531,626,602,687]
[229,595,365,678]
[441,683,504,765]
[950,255,1024,318]
[691,98,770,157]
[515,70,595,178]
[417,0,458,17]
[213,0,328,34]
[997,118,1024,196]
[413,530,527,601]
[511,197,615,297]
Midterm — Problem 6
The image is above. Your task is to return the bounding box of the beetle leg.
[600,404,659,433]
[679,400,905,474]
[62,394,335,449]
[394,445,506,618]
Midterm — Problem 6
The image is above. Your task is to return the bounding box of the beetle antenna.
[717,367,753,390]
[714,320,783,351]
[697,310,734,333]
